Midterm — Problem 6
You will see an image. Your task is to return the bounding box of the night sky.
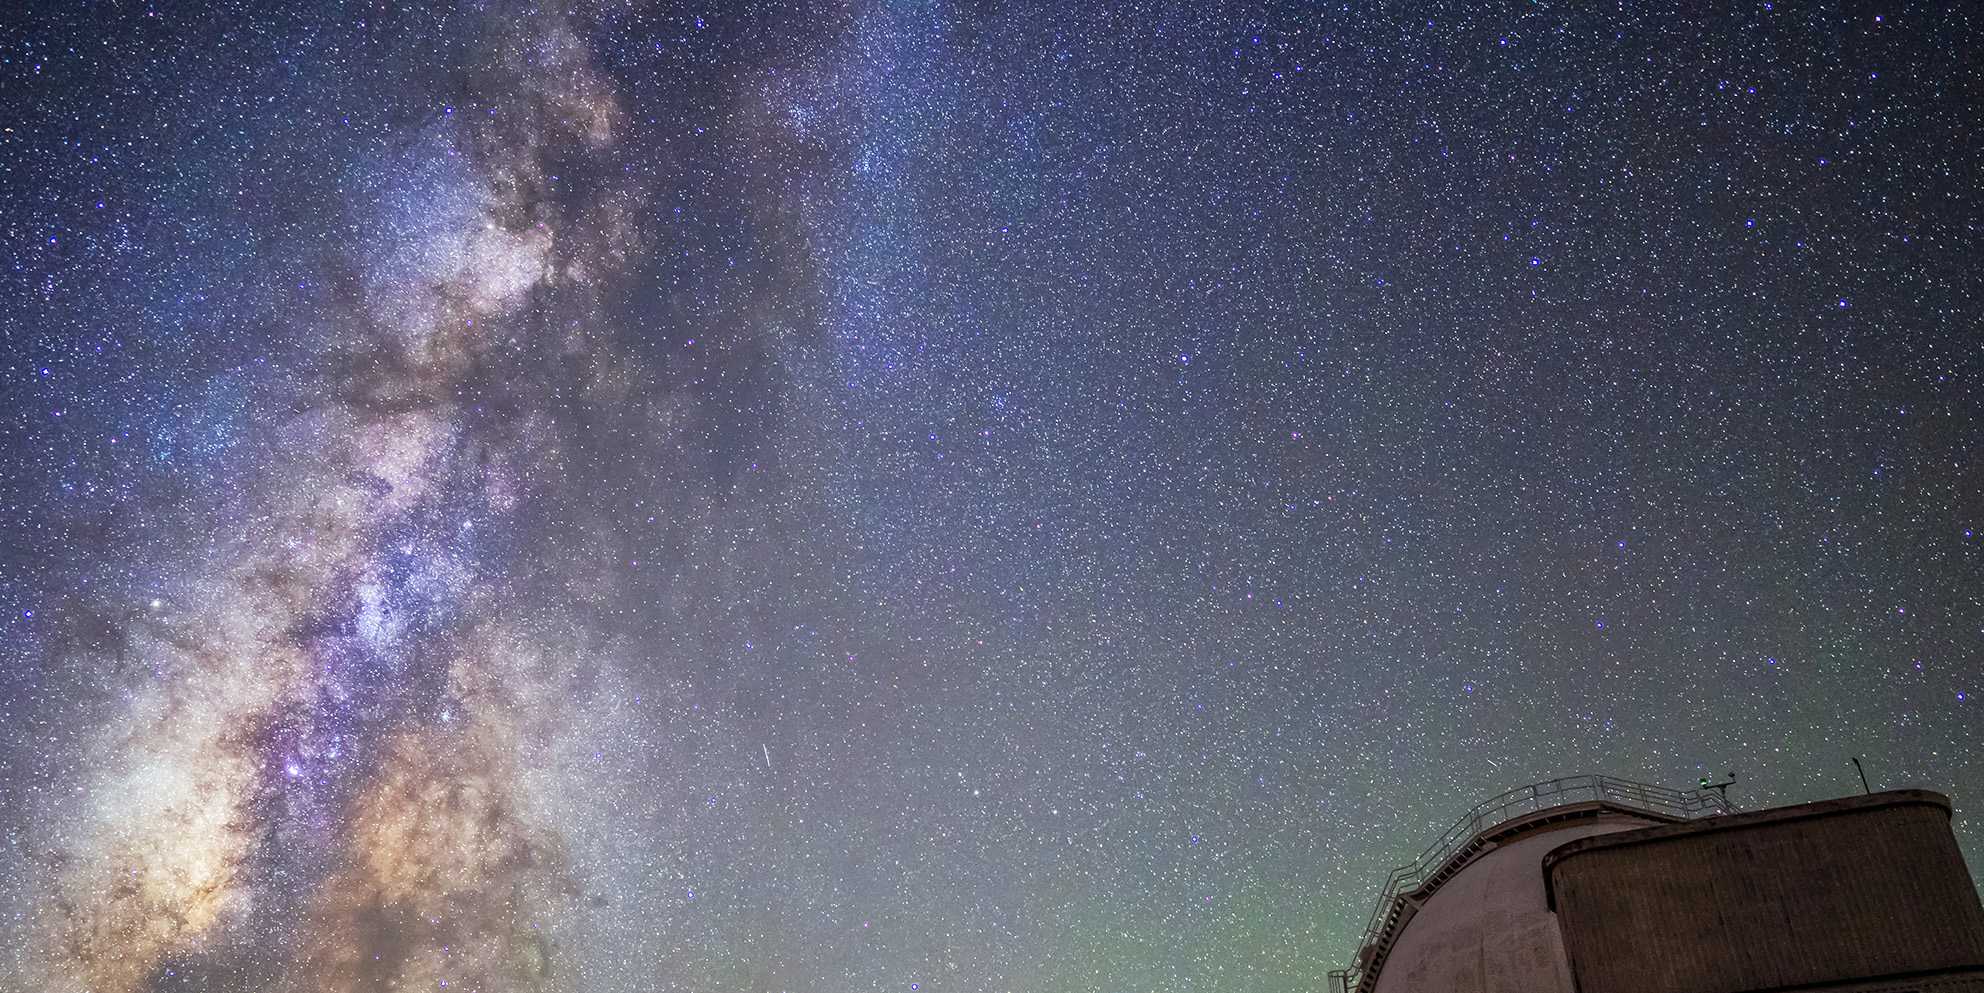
[2,2,1981,991]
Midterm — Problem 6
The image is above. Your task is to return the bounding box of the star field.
[1,3,1980,991]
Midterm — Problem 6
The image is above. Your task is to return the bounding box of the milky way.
[2,3,1981,991]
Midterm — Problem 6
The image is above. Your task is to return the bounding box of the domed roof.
[1369,808,1665,993]
[1334,776,1728,993]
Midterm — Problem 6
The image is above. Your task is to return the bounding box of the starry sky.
[1,2,1980,991]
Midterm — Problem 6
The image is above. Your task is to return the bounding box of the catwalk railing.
[1327,774,1728,993]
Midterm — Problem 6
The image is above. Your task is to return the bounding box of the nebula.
[14,6,666,990]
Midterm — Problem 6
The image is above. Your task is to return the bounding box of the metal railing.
[1330,775,1728,993]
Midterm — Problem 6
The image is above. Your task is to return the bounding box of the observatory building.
[1330,776,1984,993]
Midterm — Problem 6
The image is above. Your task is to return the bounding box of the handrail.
[1331,774,1727,993]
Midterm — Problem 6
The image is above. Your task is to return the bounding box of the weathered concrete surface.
[1368,811,1666,993]
[1545,790,1984,993]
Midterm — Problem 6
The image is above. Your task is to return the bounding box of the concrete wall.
[1369,812,1665,993]
[1545,790,1984,993]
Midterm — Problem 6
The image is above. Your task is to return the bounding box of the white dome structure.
[1331,780,1984,993]
[1334,776,1722,993]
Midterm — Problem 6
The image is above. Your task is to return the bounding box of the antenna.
[1851,756,1872,794]
[1697,771,1737,810]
